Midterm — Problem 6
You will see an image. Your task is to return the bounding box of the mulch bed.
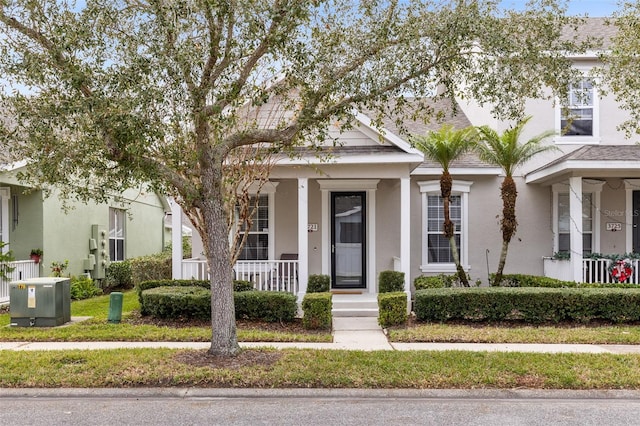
[174,349,282,369]
[125,310,323,334]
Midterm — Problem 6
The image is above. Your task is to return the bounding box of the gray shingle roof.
[362,97,473,138]
[528,145,640,177]
[562,17,617,50]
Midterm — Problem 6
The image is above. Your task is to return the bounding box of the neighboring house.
[0,161,169,301]
[171,18,640,301]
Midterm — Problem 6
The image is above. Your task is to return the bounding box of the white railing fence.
[0,260,41,303]
[583,258,640,284]
[181,259,299,294]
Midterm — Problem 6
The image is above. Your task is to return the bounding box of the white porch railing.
[181,259,299,294]
[583,258,640,284]
[0,260,40,303]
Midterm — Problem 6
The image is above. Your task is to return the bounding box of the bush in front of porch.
[492,273,640,289]
[377,292,407,328]
[301,292,332,330]
[137,279,297,322]
[415,287,640,324]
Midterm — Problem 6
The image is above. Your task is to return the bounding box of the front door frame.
[318,180,379,294]
[331,191,366,289]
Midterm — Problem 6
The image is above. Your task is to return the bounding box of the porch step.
[331,294,379,318]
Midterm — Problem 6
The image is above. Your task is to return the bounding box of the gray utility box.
[9,278,71,327]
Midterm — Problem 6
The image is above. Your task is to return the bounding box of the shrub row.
[302,292,332,330]
[140,285,297,322]
[415,287,640,323]
[377,291,407,327]
[414,274,459,289]
[137,279,254,314]
[493,273,640,289]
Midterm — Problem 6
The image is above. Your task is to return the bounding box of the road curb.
[2,387,640,400]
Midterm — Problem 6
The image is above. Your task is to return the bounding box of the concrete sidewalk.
[2,316,640,354]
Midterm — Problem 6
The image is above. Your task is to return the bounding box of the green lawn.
[389,322,640,344]
[2,348,640,389]
[0,291,331,343]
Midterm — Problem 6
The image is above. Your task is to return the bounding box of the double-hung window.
[418,181,472,273]
[236,194,269,260]
[552,181,603,256]
[234,182,278,261]
[557,77,599,143]
[109,208,126,261]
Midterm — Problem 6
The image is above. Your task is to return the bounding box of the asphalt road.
[2,389,640,425]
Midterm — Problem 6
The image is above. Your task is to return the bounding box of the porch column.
[297,178,309,302]
[170,198,183,279]
[569,177,583,282]
[400,178,411,296]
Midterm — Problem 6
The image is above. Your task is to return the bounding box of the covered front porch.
[171,174,415,301]
[527,145,640,284]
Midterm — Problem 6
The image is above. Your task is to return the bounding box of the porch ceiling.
[525,145,640,184]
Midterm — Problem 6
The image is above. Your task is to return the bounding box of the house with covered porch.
[171,18,640,305]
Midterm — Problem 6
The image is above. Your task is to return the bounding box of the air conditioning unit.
[9,278,71,327]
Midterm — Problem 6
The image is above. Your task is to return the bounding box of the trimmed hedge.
[234,291,297,322]
[301,292,332,330]
[136,279,255,314]
[414,274,457,289]
[137,280,209,314]
[377,291,407,327]
[493,273,640,289]
[379,270,404,293]
[142,286,211,319]
[233,280,255,292]
[307,274,330,293]
[415,287,640,324]
[139,282,297,322]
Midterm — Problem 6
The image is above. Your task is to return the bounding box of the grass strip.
[389,323,640,344]
[1,348,640,389]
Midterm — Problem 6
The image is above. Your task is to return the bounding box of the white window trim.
[0,187,9,254]
[552,180,603,254]
[418,180,472,273]
[554,75,601,145]
[234,181,278,261]
[109,207,126,262]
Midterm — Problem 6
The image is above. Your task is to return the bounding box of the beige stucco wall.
[409,174,554,287]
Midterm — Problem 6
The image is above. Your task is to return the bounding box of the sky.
[500,0,620,16]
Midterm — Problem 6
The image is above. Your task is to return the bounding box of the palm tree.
[475,116,555,286]
[412,125,476,287]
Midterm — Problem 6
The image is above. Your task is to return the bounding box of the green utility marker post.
[107,292,123,323]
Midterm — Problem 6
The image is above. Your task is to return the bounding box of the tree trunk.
[441,171,469,287]
[493,176,517,287]
[201,164,241,357]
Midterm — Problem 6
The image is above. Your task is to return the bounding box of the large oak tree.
[0,0,587,356]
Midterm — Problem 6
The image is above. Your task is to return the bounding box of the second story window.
[558,78,598,141]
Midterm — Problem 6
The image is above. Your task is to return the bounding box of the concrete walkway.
[2,317,640,354]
